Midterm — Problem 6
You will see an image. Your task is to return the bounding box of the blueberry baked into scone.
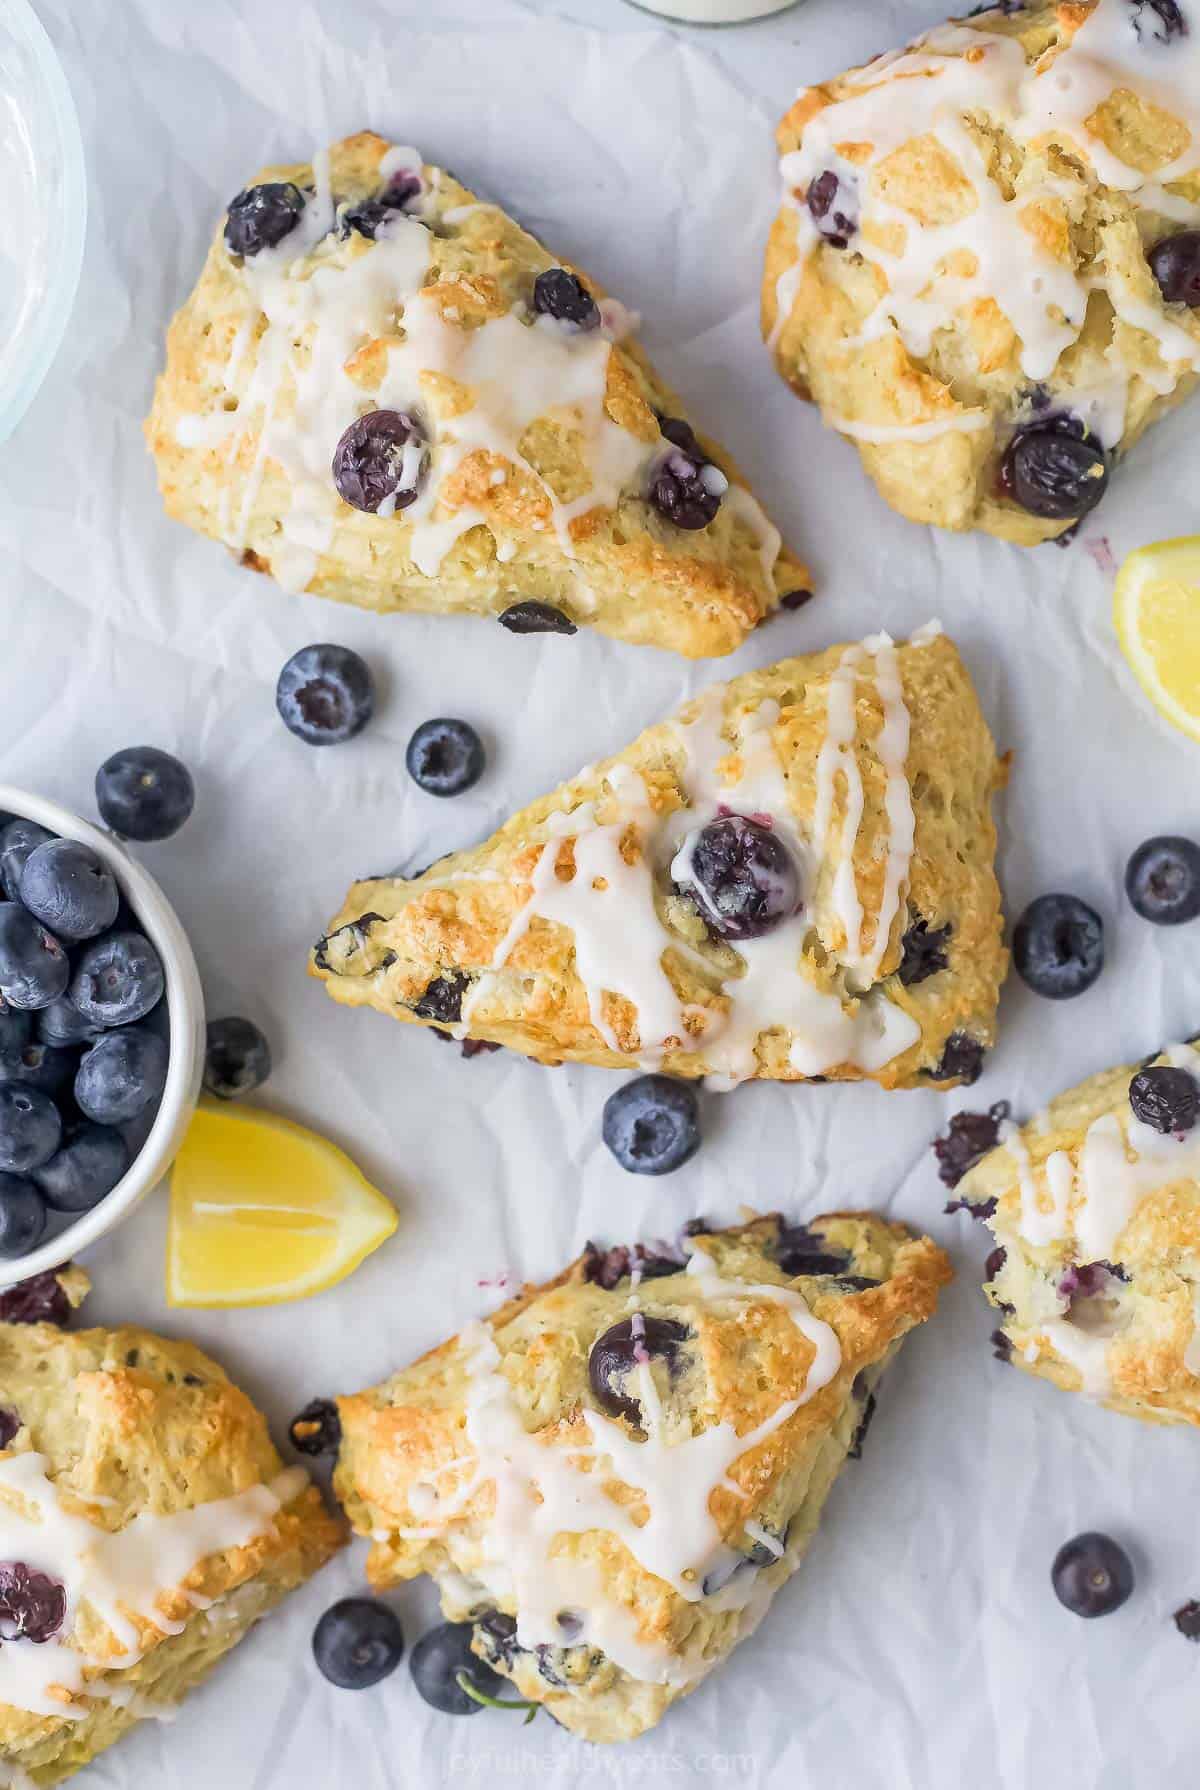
[311,628,1007,1089]
[0,1281,344,1785]
[961,1042,1200,1421]
[146,131,807,658]
[763,0,1200,544]
[329,1213,952,1740]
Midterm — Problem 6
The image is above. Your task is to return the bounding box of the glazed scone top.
[0,1318,335,1728]
[335,1216,951,1696]
[314,628,1007,1088]
[964,1042,1200,1410]
[154,130,798,652]
[767,0,1200,522]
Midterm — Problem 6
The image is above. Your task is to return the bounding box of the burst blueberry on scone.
[327,1214,952,1741]
[961,1041,1200,1421]
[0,1284,344,1786]
[310,629,1007,1089]
[146,130,808,658]
[763,0,1200,544]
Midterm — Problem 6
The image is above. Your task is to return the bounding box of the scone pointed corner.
[327,1210,951,1740]
[310,627,1007,1089]
[146,129,808,658]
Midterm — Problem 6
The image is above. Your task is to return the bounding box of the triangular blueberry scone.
[0,1281,344,1783]
[323,1213,951,1741]
[311,629,1007,1089]
[146,131,808,658]
[958,1040,1200,1423]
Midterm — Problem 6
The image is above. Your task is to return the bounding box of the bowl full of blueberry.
[0,754,205,1285]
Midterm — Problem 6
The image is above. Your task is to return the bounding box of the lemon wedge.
[1114,536,1200,745]
[167,1102,397,1308]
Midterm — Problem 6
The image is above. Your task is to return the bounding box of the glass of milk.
[626,0,801,19]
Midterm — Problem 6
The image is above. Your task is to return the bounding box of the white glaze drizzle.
[775,1,1200,440]
[1003,1120,1074,1248]
[0,1456,307,1718]
[440,1250,840,1685]
[180,143,783,595]
[463,632,929,1083]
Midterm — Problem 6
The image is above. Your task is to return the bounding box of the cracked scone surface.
[965,1040,1200,1422]
[146,130,807,659]
[0,1316,344,1785]
[333,1213,951,1741]
[763,0,1200,544]
[311,631,1007,1089]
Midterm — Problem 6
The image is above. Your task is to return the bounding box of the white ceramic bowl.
[0,785,205,1287]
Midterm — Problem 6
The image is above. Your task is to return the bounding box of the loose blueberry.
[289,1398,342,1456]
[203,1017,272,1100]
[340,174,422,240]
[1051,1532,1134,1619]
[898,916,952,986]
[36,999,101,1050]
[985,1245,1007,1280]
[1148,231,1200,307]
[0,1087,61,1175]
[1129,1064,1199,1135]
[276,644,375,746]
[601,1075,700,1176]
[807,170,858,248]
[332,410,428,514]
[0,1268,70,1326]
[0,905,69,1011]
[990,1327,1013,1362]
[312,1598,405,1689]
[1125,836,1200,925]
[410,1621,508,1715]
[680,815,800,940]
[18,841,118,943]
[1012,894,1104,999]
[1000,421,1109,520]
[0,1408,17,1447]
[933,1101,1011,1187]
[95,747,195,842]
[70,931,164,1028]
[0,1561,67,1642]
[224,182,306,257]
[589,1315,689,1424]
[648,417,726,530]
[0,1173,47,1258]
[34,1123,130,1213]
[497,601,577,636]
[0,1008,31,1056]
[0,820,53,902]
[0,1042,76,1102]
[779,589,814,611]
[406,719,486,798]
[927,1032,987,1085]
[1174,1600,1200,1641]
[74,1028,168,1127]
[532,268,600,329]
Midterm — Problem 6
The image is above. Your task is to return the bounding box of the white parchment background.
[2,0,1200,1784]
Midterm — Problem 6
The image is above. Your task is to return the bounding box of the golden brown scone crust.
[763,2,1200,543]
[965,1042,1200,1423]
[0,1317,344,1785]
[311,632,1007,1088]
[333,1212,951,1740]
[147,130,807,658]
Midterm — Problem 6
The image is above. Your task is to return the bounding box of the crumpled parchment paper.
[2,0,1200,1783]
